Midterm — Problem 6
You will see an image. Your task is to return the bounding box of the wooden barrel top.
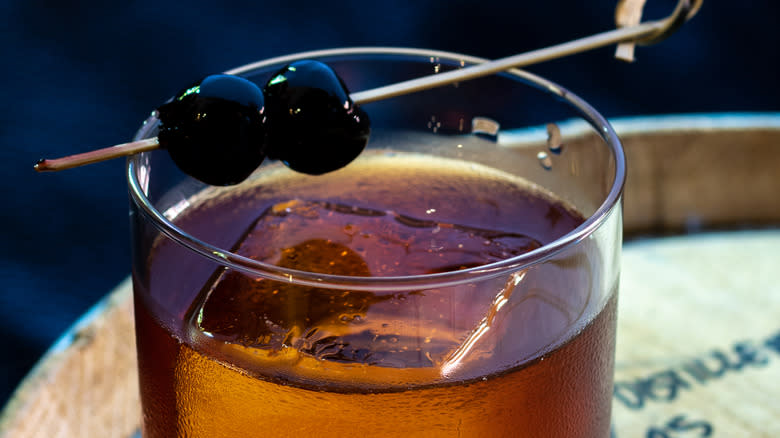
[2,113,779,437]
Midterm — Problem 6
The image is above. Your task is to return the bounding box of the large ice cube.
[192,199,542,367]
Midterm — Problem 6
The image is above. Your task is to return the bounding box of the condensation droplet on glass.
[537,151,553,170]
[546,123,563,154]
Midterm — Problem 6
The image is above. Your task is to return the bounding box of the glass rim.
[127,46,626,292]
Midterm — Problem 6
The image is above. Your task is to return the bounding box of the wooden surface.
[0,278,140,438]
[1,114,778,437]
[615,230,780,437]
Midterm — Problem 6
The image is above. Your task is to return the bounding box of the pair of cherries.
[156,60,371,186]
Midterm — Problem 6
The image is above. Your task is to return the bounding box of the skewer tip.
[32,137,161,173]
[34,158,48,172]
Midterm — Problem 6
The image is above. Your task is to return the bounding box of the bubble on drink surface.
[546,123,564,154]
[537,151,553,170]
[192,198,542,368]
[471,117,500,140]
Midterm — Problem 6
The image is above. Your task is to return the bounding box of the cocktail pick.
[34,0,701,174]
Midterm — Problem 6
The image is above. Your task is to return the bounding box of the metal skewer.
[34,0,702,173]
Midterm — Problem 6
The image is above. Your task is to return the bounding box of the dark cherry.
[263,60,371,175]
[156,74,267,186]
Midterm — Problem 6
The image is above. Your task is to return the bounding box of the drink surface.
[134,152,615,437]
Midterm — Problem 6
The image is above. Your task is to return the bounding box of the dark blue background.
[2,0,778,406]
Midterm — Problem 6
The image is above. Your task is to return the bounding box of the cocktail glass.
[128,47,625,437]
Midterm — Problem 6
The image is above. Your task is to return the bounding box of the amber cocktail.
[128,48,624,437]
